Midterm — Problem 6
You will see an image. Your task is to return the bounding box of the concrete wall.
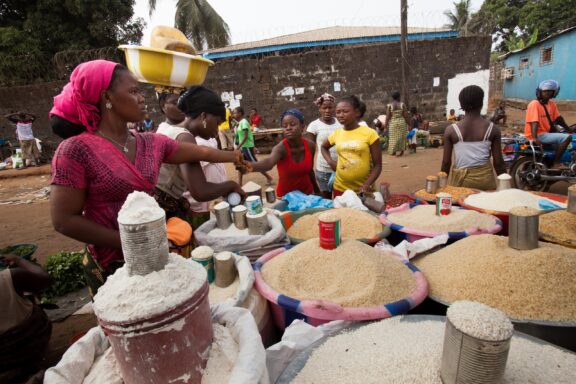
[503,29,576,101]
[204,36,492,126]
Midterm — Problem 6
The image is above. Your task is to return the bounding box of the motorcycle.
[509,128,576,191]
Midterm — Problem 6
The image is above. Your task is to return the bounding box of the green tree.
[443,0,473,36]
[148,0,231,50]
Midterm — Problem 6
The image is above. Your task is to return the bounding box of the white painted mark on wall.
[278,87,295,97]
[295,87,305,95]
[446,69,490,116]
[433,77,440,87]
[334,82,341,92]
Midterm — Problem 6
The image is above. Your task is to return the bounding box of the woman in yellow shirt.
[321,95,382,197]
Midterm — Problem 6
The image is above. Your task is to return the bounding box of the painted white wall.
[446,69,490,117]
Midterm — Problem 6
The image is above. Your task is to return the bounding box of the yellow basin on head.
[118,45,214,87]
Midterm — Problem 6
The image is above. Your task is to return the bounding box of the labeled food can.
[265,187,276,204]
[191,246,215,283]
[245,195,263,215]
[436,192,452,216]
[318,212,341,250]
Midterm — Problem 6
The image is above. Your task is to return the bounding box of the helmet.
[536,79,560,99]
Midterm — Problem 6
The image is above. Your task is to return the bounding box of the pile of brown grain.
[414,234,576,321]
[540,210,576,245]
[287,208,382,240]
[261,239,416,307]
[386,205,498,232]
[414,186,476,202]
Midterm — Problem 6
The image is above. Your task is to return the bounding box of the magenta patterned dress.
[51,131,178,269]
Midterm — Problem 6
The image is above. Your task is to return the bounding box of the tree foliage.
[443,0,473,36]
[469,0,576,51]
[148,0,231,50]
[0,0,144,86]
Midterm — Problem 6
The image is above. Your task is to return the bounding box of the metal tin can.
[191,246,215,283]
[568,184,576,214]
[265,187,276,204]
[214,201,232,230]
[436,192,452,216]
[437,172,448,188]
[318,212,341,250]
[425,176,439,194]
[508,206,539,250]
[245,195,263,215]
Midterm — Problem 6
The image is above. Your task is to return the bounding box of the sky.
[134,0,485,46]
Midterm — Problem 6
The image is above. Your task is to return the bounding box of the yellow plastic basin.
[118,45,214,87]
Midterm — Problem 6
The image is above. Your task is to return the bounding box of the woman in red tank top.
[249,109,320,197]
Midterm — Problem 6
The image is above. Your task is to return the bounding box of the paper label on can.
[436,196,452,216]
[319,219,341,249]
[245,196,263,215]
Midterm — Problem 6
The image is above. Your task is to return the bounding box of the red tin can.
[318,212,341,249]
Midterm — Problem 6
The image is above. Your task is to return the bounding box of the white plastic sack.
[265,319,352,383]
[195,213,287,253]
[44,306,268,384]
[375,234,449,261]
[333,190,368,211]
[221,254,255,308]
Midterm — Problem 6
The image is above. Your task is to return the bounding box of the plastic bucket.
[381,204,503,243]
[98,282,213,384]
[253,247,428,331]
[458,191,567,236]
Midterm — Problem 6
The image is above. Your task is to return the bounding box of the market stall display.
[254,238,428,329]
[413,185,477,203]
[276,315,576,384]
[284,207,388,244]
[539,210,576,249]
[382,205,502,242]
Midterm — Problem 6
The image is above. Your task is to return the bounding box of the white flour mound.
[93,254,207,323]
[117,191,165,224]
[83,348,123,384]
[464,189,566,213]
[201,323,239,384]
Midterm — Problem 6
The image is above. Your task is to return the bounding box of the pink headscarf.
[50,60,118,133]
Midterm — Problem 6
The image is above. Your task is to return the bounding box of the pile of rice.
[539,210,576,245]
[386,205,498,232]
[414,234,576,321]
[464,189,566,213]
[261,239,415,307]
[287,208,382,240]
[414,186,476,202]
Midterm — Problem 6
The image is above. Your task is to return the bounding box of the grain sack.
[414,234,576,321]
[287,208,382,241]
[261,239,415,307]
[386,205,498,232]
[290,316,576,384]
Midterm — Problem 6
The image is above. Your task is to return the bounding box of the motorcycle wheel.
[510,156,549,192]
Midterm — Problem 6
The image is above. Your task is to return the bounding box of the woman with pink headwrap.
[49,60,248,295]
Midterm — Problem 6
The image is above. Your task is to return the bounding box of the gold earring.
[202,120,207,129]
[106,102,112,110]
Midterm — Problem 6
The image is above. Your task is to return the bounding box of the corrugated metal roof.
[201,26,455,59]
[501,26,576,59]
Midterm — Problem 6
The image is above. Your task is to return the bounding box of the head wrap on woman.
[280,108,305,124]
[177,86,226,120]
[314,93,335,107]
[50,60,118,133]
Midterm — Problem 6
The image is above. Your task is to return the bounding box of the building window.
[519,57,529,69]
[540,46,553,65]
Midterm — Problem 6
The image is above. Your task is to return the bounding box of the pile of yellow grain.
[540,210,576,245]
[414,186,476,202]
[287,208,382,240]
[414,234,576,321]
[262,239,416,307]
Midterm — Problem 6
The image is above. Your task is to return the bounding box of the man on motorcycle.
[524,79,572,167]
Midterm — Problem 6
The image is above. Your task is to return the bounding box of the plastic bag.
[265,319,352,383]
[538,199,563,210]
[45,306,269,384]
[333,190,368,210]
[282,191,333,211]
[221,254,255,308]
[195,213,287,253]
[375,234,449,261]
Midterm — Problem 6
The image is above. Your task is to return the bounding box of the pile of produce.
[414,234,576,321]
[287,208,382,241]
[464,189,566,212]
[386,205,498,232]
[261,239,415,307]
[292,315,576,383]
[539,210,576,246]
[414,186,476,202]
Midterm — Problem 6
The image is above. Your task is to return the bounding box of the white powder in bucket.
[192,246,214,260]
[214,201,229,210]
[93,253,207,323]
[447,300,513,341]
[117,191,164,225]
[464,189,566,213]
[232,205,247,213]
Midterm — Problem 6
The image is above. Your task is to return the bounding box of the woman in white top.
[305,93,342,198]
[441,85,506,190]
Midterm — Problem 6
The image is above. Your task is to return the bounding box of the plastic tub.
[458,191,568,236]
[385,194,428,211]
[280,208,391,245]
[98,282,213,384]
[381,204,503,243]
[253,247,428,331]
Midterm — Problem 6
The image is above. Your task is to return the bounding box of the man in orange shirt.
[524,80,571,167]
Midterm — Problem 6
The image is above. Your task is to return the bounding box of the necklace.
[98,131,129,153]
